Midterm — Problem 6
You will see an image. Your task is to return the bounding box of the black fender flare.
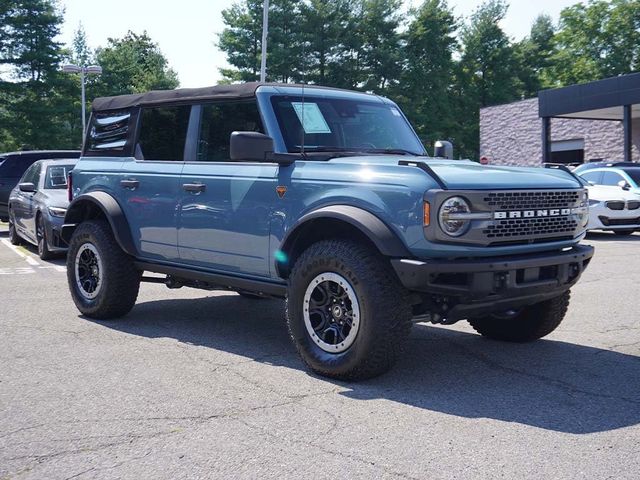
[277,205,412,277]
[61,192,137,256]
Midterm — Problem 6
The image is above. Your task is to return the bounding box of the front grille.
[478,189,584,246]
[627,201,640,210]
[484,191,580,210]
[599,216,640,227]
[606,201,625,211]
[484,217,579,239]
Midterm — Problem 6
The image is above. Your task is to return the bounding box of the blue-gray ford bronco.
[62,83,594,380]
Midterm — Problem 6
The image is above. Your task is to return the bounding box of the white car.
[586,184,640,235]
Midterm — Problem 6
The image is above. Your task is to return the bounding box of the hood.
[327,156,584,190]
[587,184,640,201]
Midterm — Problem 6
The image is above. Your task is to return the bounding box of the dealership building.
[480,73,640,167]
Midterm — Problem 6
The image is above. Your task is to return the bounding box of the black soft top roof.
[91,82,359,112]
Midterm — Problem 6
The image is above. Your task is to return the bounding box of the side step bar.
[135,261,287,298]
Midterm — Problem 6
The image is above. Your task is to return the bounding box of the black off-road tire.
[468,291,571,342]
[614,230,635,236]
[286,240,413,381]
[36,214,54,261]
[8,210,21,245]
[66,220,141,319]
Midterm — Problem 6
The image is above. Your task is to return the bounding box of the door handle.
[183,183,206,193]
[120,179,139,190]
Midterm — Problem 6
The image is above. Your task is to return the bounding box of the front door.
[178,101,277,278]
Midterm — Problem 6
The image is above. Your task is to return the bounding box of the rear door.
[12,162,40,242]
[178,101,277,277]
[0,156,36,217]
[117,105,190,262]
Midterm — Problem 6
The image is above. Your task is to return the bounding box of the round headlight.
[439,196,471,237]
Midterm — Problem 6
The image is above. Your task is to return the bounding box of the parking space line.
[1,239,41,266]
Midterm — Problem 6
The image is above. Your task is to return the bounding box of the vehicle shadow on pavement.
[91,295,640,435]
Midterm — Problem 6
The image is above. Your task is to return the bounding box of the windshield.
[271,95,426,156]
[622,168,640,185]
[45,164,74,189]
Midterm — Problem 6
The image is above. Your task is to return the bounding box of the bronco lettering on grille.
[494,209,572,220]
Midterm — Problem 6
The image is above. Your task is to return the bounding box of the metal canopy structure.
[538,72,640,163]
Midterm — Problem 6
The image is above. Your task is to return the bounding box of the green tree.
[355,0,404,93]
[455,0,521,158]
[0,0,79,150]
[514,14,556,97]
[93,31,179,97]
[70,23,94,67]
[396,0,458,150]
[217,0,265,82]
[550,0,640,86]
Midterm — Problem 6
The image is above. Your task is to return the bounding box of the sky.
[58,0,581,88]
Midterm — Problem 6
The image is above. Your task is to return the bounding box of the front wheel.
[36,214,54,260]
[286,240,412,380]
[66,220,141,319]
[8,210,21,245]
[468,291,570,342]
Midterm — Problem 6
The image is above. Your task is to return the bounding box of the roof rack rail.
[398,160,448,190]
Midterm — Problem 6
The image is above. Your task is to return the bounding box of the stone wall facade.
[480,98,640,166]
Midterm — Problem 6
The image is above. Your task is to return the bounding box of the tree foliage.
[93,31,179,97]
[0,1,179,151]
[2,0,640,158]
[551,0,640,86]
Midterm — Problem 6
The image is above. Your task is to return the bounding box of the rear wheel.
[67,220,141,319]
[8,210,21,245]
[36,214,54,260]
[468,291,570,342]
[286,240,412,380]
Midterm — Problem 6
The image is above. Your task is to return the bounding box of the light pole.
[62,64,103,139]
[260,0,269,82]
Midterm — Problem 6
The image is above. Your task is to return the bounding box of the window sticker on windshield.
[292,102,332,134]
[391,108,402,117]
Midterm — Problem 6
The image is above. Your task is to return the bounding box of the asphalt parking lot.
[0,225,639,480]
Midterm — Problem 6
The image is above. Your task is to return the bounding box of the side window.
[601,171,624,186]
[137,106,191,161]
[196,102,263,162]
[580,171,602,184]
[1,157,35,178]
[87,110,132,152]
[21,162,41,189]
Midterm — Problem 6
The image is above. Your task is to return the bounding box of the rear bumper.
[391,244,594,321]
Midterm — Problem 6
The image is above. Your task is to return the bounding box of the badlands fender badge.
[276,186,287,199]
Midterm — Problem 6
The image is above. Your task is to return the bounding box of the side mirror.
[618,180,631,191]
[18,182,35,193]
[230,131,275,162]
[434,140,453,160]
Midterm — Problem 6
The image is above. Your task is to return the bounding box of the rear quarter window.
[87,110,132,153]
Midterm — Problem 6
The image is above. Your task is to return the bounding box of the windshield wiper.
[360,148,422,156]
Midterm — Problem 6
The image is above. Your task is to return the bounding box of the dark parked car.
[8,159,78,259]
[0,150,80,222]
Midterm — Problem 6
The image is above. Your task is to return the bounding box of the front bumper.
[392,245,594,321]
